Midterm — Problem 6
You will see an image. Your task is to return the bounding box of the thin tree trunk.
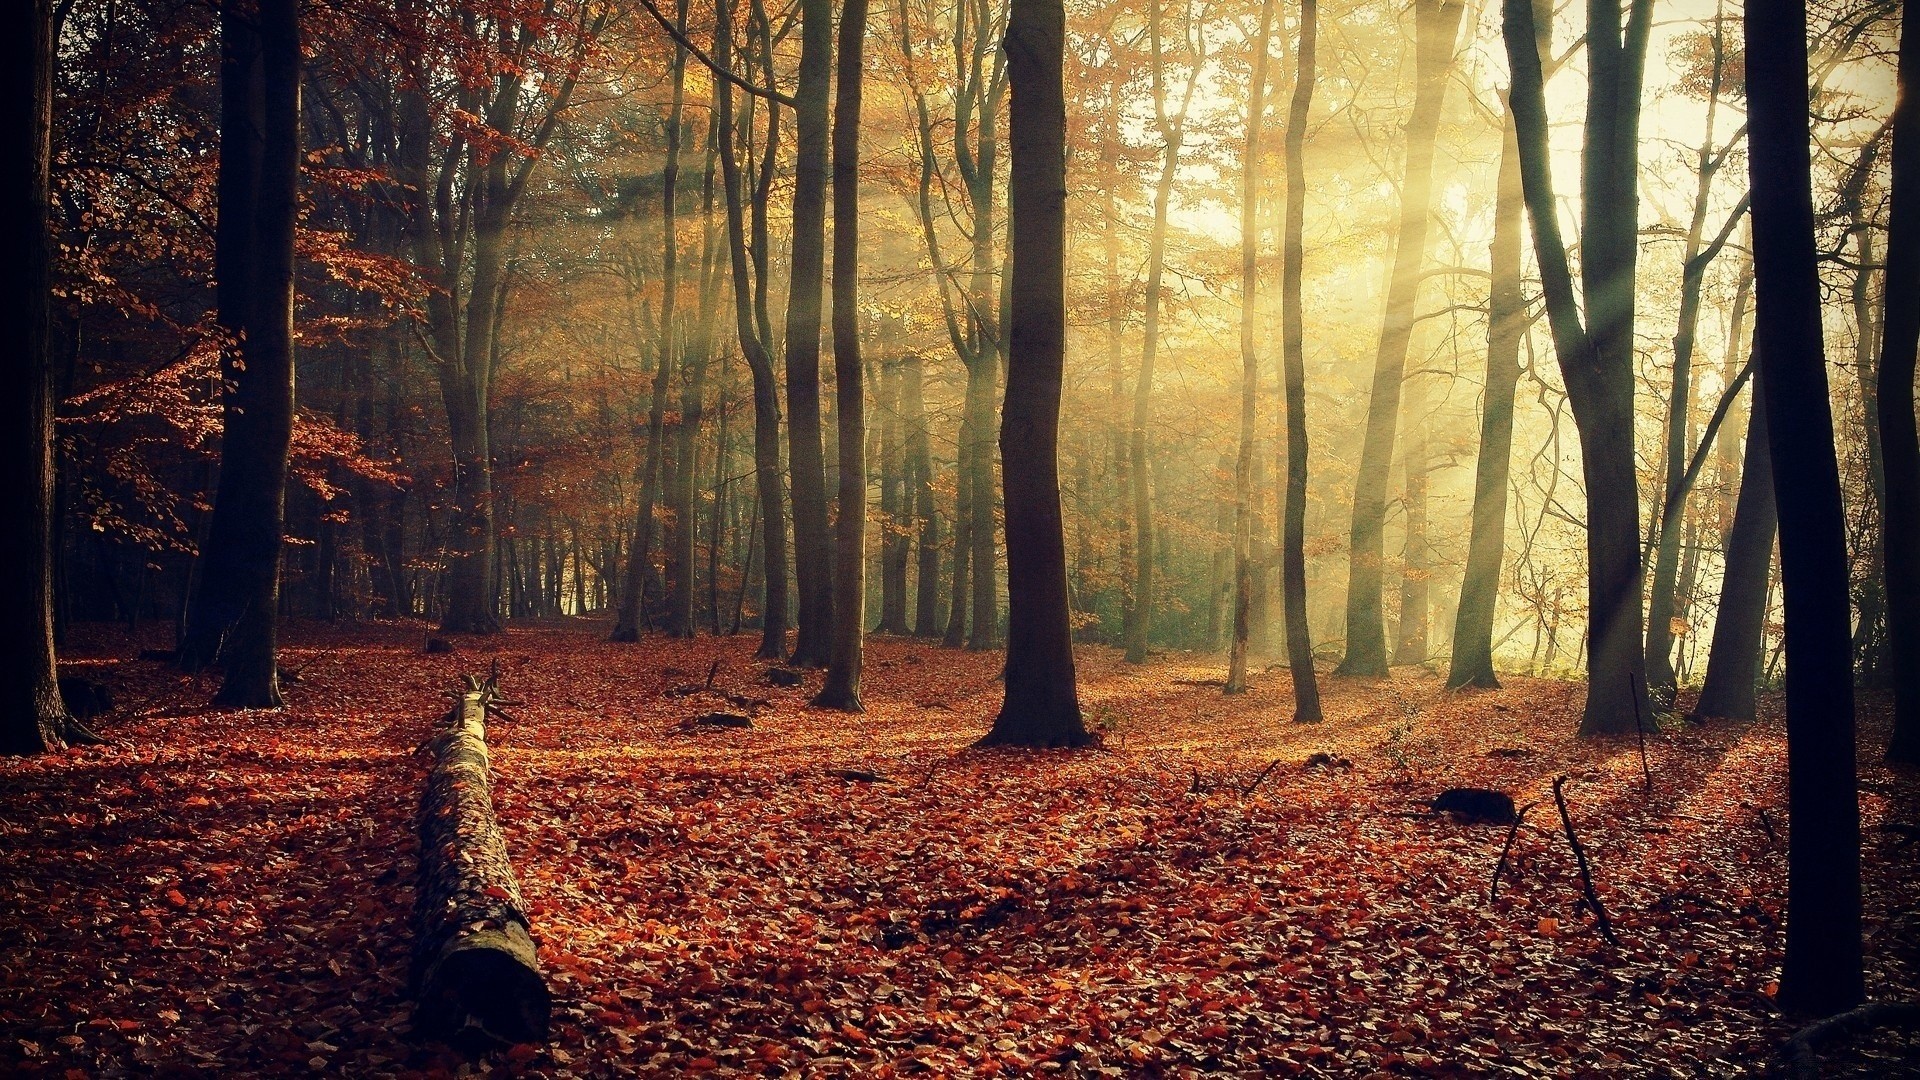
[1337,0,1463,676]
[1693,375,1776,722]
[979,0,1091,748]
[1393,373,1431,665]
[1448,98,1525,690]
[814,0,868,711]
[879,357,911,633]
[1227,0,1277,694]
[1280,0,1324,722]
[1746,0,1864,1015]
[713,0,789,659]
[907,353,942,636]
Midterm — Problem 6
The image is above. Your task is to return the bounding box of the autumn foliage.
[3,622,1916,1076]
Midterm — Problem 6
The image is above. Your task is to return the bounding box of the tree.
[1279,0,1323,723]
[813,0,870,711]
[1226,0,1277,695]
[177,0,300,708]
[1335,0,1464,677]
[1501,0,1653,735]
[712,0,792,660]
[978,0,1092,749]
[1448,89,1526,691]
[614,0,694,643]
[784,0,836,667]
[1882,0,1920,764]
[2,0,97,754]
[1745,0,1863,1016]
[1692,371,1775,723]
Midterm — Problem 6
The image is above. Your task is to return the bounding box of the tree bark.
[413,677,548,1044]
[907,353,942,636]
[1227,0,1277,695]
[178,0,299,708]
[784,0,835,667]
[979,0,1092,749]
[1693,371,1775,722]
[1280,0,1324,722]
[813,0,869,711]
[1337,0,1463,676]
[1,0,93,754]
[713,0,790,659]
[1880,0,1920,763]
[1448,98,1525,690]
[879,356,911,633]
[1746,0,1864,1016]
[1502,0,1653,735]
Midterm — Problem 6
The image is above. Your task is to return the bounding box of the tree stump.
[412,675,548,1045]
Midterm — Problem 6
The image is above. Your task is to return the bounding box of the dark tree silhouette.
[813,0,870,711]
[781,0,835,668]
[1692,371,1775,723]
[177,0,300,708]
[979,0,1093,749]
[1279,0,1324,723]
[2,0,97,754]
[1745,0,1864,1016]
[1881,0,1920,763]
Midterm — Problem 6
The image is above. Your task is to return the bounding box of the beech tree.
[176,0,300,708]
[1278,0,1323,723]
[979,0,1091,749]
[1745,0,1863,1015]
[1882,0,1919,764]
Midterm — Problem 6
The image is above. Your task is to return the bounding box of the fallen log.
[1784,1001,1920,1079]
[412,674,549,1046]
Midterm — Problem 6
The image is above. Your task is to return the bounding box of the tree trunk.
[813,0,868,711]
[1502,0,1653,735]
[713,0,790,660]
[177,0,299,708]
[1227,0,1277,695]
[1693,372,1776,722]
[907,353,942,636]
[1746,0,1864,1016]
[1280,0,1324,722]
[879,357,911,633]
[784,0,835,667]
[965,357,1000,650]
[1883,0,1920,763]
[1448,98,1525,690]
[944,438,973,646]
[667,148,722,639]
[413,677,548,1044]
[1,0,91,754]
[979,0,1091,748]
[1337,0,1463,676]
[1393,373,1431,665]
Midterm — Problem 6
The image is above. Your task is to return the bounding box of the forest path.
[2,620,1915,1076]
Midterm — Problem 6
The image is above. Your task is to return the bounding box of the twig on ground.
[1551,775,1618,945]
[1489,801,1539,903]
[1783,1002,1920,1079]
[1242,759,1284,795]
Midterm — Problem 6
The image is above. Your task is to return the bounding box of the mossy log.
[412,674,548,1045]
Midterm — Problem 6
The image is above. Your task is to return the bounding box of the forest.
[1,0,1917,1072]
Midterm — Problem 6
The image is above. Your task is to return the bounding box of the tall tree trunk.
[1746,0,1864,1016]
[2,0,92,753]
[1693,374,1775,722]
[908,353,942,636]
[1393,374,1431,665]
[1227,0,1277,695]
[1125,0,1200,664]
[966,356,1000,650]
[1448,99,1525,690]
[1883,0,1920,763]
[178,0,299,708]
[879,356,911,633]
[1337,0,1463,676]
[666,148,722,638]
[814,0,869,711]
[979,0,1091,748]
[1279,0,1324,722]
[944,439,973,646]
[784,0,835,667]
[713,0,790,659]
[1502,0,1653,735]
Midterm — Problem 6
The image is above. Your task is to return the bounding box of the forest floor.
[2,620,1917,1078]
